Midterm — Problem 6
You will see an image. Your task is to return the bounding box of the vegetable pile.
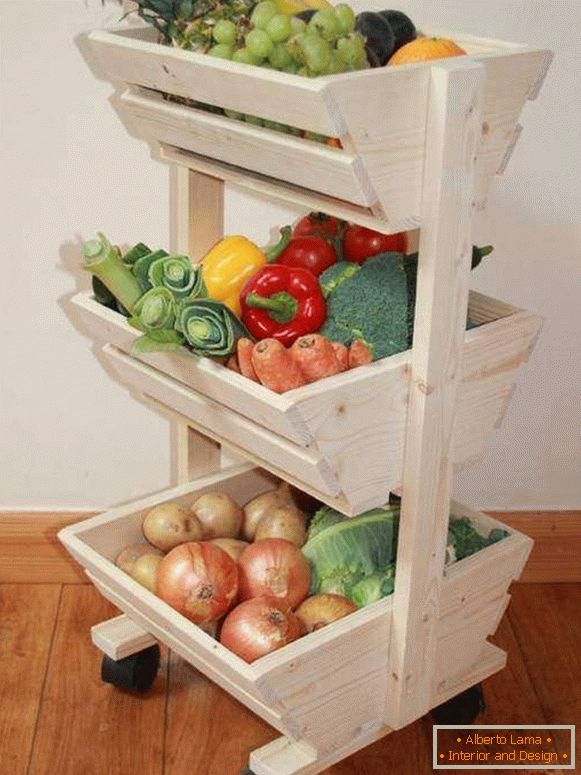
[85,213,492,393]
[115,479,508,663]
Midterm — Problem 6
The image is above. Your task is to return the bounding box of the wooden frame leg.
[386,60,486,730]
[169,165,225,485]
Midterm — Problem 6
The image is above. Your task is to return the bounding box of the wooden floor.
[1,583,579,775]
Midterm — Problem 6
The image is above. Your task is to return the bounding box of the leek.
[149,255,206,298]
[83,233,142,313]
[177,298,249,357]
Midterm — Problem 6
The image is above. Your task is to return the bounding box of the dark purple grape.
[354,12,395,67]
[377,10,416,52]
[295,9,316,22]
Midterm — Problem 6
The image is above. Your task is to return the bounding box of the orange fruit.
[388,36,467,65]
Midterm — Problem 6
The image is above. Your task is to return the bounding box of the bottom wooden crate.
[59,464,531,768]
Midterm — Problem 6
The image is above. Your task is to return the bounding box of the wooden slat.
[91,614,157,660]
[120,88,375,206]
[0,584,61,775]
[88,27,336,136]
[102,344,341,498]
[386,60,485,729]
[27,585,167,775]
[161,144,409,236]
[489,511,581,582]
[0,512,91,583]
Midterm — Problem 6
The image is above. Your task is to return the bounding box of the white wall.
[1,0,579,510]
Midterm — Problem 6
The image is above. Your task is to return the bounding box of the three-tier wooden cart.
[60,21,551,775]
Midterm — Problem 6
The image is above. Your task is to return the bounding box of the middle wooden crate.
[72,290,541,515]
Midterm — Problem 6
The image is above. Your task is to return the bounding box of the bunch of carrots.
[227,334,372,393]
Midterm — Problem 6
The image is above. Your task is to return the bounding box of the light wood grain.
[27,585,167,775]
[91,614,157,660]
[0,585,61,775]
[121,88,375,206]
[387,60,485,729]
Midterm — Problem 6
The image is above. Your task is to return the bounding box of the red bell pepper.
[240,265,326,347]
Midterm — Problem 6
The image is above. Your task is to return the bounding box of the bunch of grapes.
[208,2,368,77]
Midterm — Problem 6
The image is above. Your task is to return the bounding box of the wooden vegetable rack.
[60,22,551,775]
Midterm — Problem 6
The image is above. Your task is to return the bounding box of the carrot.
[331,342,349,372]
[291,335,342,383]
[237,338,259,382]
[227,354,240,373]
[251,339,306,393]
[349,340,373,368]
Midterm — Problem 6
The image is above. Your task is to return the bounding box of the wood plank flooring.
[0,583,578,775]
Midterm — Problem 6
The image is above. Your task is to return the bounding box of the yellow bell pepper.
[201,236,267,317]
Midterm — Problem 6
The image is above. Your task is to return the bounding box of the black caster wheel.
[239,768,255,775]
[101,644,160,693]
[432,683,485,724]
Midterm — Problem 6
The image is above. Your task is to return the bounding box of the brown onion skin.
[156,542,238,624]
[295,594,358,633]
[238,538,311,609]
[220,596,303,663]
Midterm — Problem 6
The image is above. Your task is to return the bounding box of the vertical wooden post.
[386,60,485,729]
[169,166,224,484]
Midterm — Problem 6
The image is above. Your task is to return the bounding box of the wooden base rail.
[0,510,579,585]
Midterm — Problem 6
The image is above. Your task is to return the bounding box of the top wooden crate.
[87,26,550,232]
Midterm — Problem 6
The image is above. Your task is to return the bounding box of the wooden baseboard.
[0,509,579,584]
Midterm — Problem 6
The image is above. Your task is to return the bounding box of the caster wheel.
[239,768,255,775]
[101,644,160,693]
[432,683,485,724]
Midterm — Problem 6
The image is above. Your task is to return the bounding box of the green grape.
[246,28,274,60]
[326,52,347,74]
[308,10,339,41]
[250,1,278,29]
[300,34,331,73]
[266,14,292,43]
[336,33,364,66]
[244,114,264,126]
[269,43,293,70]
[232,47,260,64]
[290,16,306,35]
[213,19,237,45]
[208,43,234,59]
[334,3,355,34]
[224,108,244,120]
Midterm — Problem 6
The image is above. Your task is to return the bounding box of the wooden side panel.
[88,28,336,136]
[101,344,341,498]
[329,48,549,223]
[255,603,392,755]
[119,88,375,206]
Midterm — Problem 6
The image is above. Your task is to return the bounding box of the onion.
[295,594,358,633]
[220,596,303,663]
[254,505,307,547]
[131,553,162,593]
[116,543,162,575]
[191,491,243,539]
[210,538,250,562]
[238,538,311,608]
[156,542,239,624]
[143,502,203,551]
